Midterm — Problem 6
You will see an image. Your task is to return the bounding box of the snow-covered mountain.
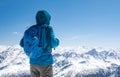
[0,45,120,77]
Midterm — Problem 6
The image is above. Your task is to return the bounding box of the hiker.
[20,10,59,77]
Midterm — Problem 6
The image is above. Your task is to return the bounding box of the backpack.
[22,25,45,59]
[20,24,59,59]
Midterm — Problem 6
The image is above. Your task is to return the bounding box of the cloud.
[70,34,93,40]
[12,32,22,36]
[71,36,80,40]
[13,32,19,35]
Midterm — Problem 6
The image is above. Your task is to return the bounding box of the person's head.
[36,10,51,25]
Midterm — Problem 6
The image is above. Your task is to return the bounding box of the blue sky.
[0,0,120,48]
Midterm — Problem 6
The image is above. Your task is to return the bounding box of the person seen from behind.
[20,10,59,77]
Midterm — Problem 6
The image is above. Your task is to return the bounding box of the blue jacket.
[20,10,59,66]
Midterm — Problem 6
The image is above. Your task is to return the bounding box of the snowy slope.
[0,45,120,77]
[53,47,120,77]
[0,45,30,77]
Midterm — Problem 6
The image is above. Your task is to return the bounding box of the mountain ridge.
[0,45,120,77]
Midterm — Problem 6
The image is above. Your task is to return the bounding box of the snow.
[0,45,8,52]
[0,45,120,77]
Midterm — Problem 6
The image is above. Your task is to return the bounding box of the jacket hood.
[36,10,51,25]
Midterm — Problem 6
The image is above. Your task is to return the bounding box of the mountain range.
[0,45,120,77]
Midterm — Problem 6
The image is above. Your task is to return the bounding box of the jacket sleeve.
[48,26,60,48]
[23,30,32,56]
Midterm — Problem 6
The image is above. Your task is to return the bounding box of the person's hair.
[36,10,51,25]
